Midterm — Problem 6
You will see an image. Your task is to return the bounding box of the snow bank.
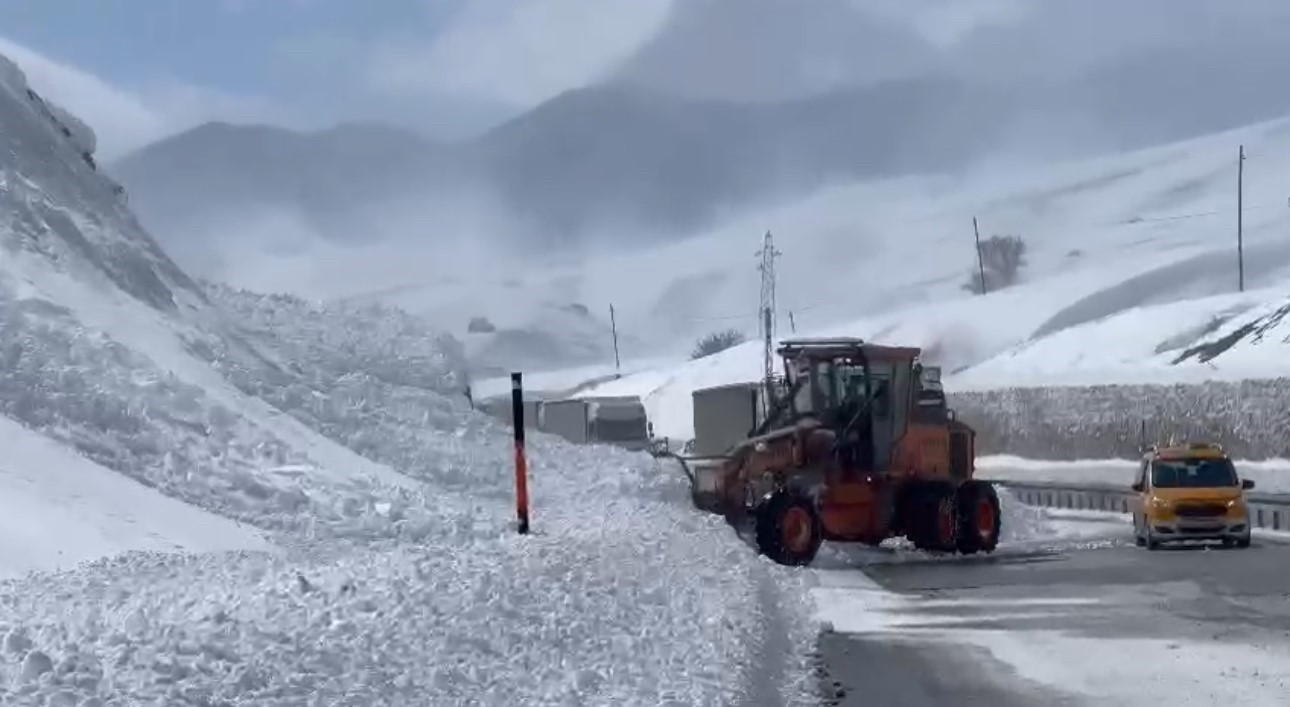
[978,455,1290,494]
[0,414,271,580]
[950,377,1290,461]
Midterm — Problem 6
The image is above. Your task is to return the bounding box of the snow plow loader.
[670,337,1000,566]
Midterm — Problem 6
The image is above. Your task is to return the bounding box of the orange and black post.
[511,371,530,534]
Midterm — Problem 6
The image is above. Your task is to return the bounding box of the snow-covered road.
[811,494,1290,706]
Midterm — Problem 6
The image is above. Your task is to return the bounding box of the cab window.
[1135,460,1148,489]
[1150,458,1238,488]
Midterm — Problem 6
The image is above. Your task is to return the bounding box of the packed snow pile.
[0,51,820,705]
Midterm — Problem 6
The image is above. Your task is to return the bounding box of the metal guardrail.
[992,480,1290,532]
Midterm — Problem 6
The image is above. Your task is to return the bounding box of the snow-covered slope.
[332,110,1290,395]
[573,115,1290,440]
[0,52,820,705]
[0,413,271,580]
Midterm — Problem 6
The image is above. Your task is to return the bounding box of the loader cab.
[778,337,920,471]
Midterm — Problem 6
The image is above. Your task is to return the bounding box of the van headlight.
[1151,497,1172,509]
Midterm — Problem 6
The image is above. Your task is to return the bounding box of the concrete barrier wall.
[997,481,1290,532]
[948,378,1290,461]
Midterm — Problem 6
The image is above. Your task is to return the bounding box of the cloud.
[856,0,1030,48]
[365,0,675,106]
[0,37,281,159]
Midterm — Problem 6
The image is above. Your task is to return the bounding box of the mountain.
[110,5,1290,283]
[108,121,457,271]
[100,0,1290,372]
[110,77,1005,269]
[466,78,1003,240]
[613,0,939,102]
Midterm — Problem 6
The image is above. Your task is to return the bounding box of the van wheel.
[1145,525,1160,551]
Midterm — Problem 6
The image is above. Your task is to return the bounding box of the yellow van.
[1131,443,1254,550]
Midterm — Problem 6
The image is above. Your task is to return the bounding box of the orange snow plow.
[664,337,1000,566]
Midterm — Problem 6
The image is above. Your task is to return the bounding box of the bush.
[467,316,497,334]
[690,329,746,360]
[964,234,1027,294]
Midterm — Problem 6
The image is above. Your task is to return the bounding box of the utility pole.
[1238,145,1245,293]
[757,231,783,417]
[608,303,621,377]
[973,216,988,295]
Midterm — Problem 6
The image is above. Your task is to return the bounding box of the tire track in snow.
[740,563,794,707]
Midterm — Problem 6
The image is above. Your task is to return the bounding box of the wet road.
[813,514,1290,706]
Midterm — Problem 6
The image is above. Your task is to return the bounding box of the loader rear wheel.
[956,480,1001,555]
[755,491,822,566]
[905,482,959,553]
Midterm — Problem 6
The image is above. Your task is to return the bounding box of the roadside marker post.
[511,372,531,535]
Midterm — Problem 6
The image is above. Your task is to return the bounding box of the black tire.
[1235,535,1251,549]
[956,480,1001,555]
[754,490,823,566]
[904,481,959,553]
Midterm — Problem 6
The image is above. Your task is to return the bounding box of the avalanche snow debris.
[0,50,819,705]
[0,451,816,705]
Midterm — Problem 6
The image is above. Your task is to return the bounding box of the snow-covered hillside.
[343,113,1290,378]
[0,52,820,705]
[574,116,1290,441]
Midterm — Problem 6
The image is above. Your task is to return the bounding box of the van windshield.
[1151,458,1239,488]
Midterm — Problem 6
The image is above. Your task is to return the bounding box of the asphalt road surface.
[813,515,1290,706]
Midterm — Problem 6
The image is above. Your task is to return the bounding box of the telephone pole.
[1238,145,1245,293]
[609,303,621,377]
[973,216,988,295]
[757,231,783,417]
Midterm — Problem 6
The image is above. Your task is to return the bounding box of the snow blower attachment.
[675,337,999,566]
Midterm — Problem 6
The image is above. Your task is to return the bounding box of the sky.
[6,0,1283,165]
[0,0,676,159]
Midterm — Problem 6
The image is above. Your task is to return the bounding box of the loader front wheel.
[755,491,823,566]
[956,480,1001,555]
